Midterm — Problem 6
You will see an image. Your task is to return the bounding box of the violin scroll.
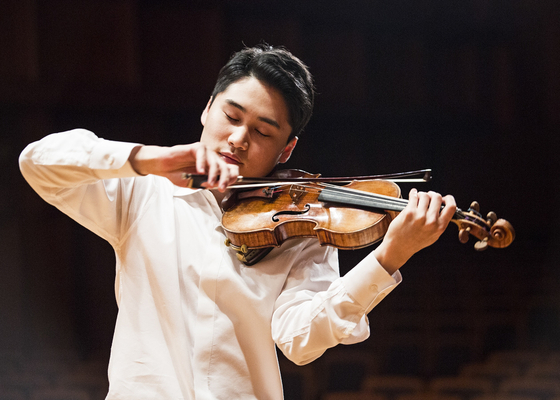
[452,201,515,251]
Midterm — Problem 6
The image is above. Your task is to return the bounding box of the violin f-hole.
[272,204,311,222]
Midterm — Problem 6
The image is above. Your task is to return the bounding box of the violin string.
[276,182,407,208]
[319,183,409,210]
[321,182,407,203]
[275,182,408,211]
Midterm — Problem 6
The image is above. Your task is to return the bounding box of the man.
[20,45,455,399]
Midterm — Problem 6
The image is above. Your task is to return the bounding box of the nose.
[228,126,249,151]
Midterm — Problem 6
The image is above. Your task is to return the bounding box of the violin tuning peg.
[458,228,470,244]
[474,237,489,251]
[469,201,480,213]
[486,211,498,226]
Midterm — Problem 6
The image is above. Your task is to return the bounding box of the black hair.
[211,44,315,141]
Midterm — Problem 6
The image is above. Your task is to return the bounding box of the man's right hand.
[128,143,239,192]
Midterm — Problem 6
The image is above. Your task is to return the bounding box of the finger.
[416,190,431,212]
[217,161,232,191]
[209,151,233,189]
[439,194,457,223]
[217,164,239,191]
[206,155,220,187]
[196,144,208,174]
[425,191,443,222]
[443,194,456,208]
[227,165,240,185]
[407,188,419,209]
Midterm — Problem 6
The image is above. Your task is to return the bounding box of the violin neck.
[318,186,407,212]
[318,186,463,219]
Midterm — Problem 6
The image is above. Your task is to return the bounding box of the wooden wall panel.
[139,5,223,104]
[0,0,39,82]
[37,0,139,87]
[222,15,303,56]
[305,29,368,109]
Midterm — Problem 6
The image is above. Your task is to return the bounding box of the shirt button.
[108,156,115,165]
[370,284,378,292]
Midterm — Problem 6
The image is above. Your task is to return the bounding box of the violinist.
[19,44,456,400]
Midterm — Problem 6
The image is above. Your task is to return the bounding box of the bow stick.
[182,169,432,189]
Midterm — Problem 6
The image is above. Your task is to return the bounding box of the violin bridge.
[288,185,306,203]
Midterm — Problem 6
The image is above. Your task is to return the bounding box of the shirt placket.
[192,194,228,398]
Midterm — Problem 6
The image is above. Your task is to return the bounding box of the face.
[200,77,297,178]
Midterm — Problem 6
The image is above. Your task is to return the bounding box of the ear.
[278,137,298,164]
[200,97,213,126]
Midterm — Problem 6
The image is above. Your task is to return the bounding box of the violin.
[184,169,515,264]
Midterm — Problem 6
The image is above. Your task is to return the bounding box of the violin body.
[222,179,401,250]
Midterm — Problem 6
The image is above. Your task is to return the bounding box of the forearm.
[272,245,400,365]
[274,279,370,365]
[126,142,238,191]
[128,145,167,176]
[274,273,399,365]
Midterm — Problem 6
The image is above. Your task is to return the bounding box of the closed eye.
[224,112,239,122]
[255,129,269,137]
[225,111,269,137]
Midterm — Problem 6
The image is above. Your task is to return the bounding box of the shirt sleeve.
[19,129,148,246]
[271,243,401,366]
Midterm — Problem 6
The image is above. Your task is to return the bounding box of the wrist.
[129,145,160,176]
[373,238,411,275]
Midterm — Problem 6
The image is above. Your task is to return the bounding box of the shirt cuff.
[341,252,402,313]
[89,139,143,179]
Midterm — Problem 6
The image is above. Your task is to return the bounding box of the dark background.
[1,0,559,398]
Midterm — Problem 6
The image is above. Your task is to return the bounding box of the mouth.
[220,152,243,165]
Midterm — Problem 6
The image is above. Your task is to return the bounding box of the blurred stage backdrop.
[1,1,559,399]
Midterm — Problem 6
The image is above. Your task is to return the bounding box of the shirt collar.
[172,185,201,197]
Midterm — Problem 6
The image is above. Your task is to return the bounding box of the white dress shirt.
[19,129,401,400]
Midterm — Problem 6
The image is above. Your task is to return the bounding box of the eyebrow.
[225,99,281,129]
